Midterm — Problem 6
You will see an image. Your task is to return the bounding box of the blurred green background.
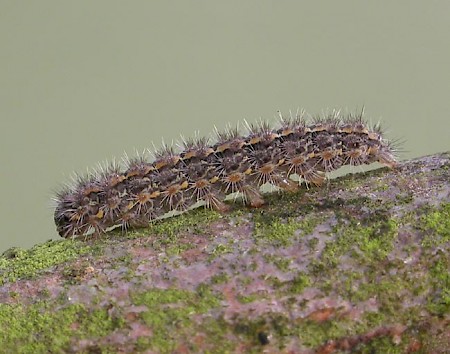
[1,1,449,253]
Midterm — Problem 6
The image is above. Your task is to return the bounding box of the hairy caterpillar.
[54,109,398,238]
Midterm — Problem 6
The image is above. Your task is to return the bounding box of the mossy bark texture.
[1,152,449,353]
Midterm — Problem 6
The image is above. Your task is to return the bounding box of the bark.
[1,152,449,353]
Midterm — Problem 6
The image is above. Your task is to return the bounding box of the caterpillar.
[54,109,398,238]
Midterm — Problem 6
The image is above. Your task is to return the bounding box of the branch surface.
[1,152,449,353]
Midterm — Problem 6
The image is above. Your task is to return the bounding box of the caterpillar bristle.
[154,144,177,160]
[53,109,399,238]
[215,125,241,143]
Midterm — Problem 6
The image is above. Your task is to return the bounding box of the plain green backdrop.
[1,1,449,253]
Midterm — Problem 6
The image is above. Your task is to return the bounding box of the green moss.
[150,208,221,239]
[210,272,230,284]
[357,337,404,354]
[362,311,386,327]
[237,294,260,304]
[395,193,414,204]
[0,302,124,353]
[263,254,291,272]
[265,275,284,289]
[141,208,221,257]
[324,194,394,224]
[375,184,389,192]
[307,237,319,251]
[261,187,314,216]
[427,257,450,316]
[289,272,311,294]
[165,242,195,258]
[355,279,403,306]
[239,275,253,286]
[264,272,311,296]
[0,240,92,285]
[320,219,398,269]
[420,203,450,247]
[296,315,407,352]
[333,173,364,190]
[254,219,297,246]
[1,247,27,260]
[207,242,233,261]
[62,260,95,285]
[132,286,222,352]
[232,314,291,347]
[295,319,350,348]
[339,270,362,296]
[135,336,153,352]
[253,214,321,247]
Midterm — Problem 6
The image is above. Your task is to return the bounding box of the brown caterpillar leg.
[271,175,299,192]
[302,170,326,187]
[377,153,398,168]
[204,192,230,213]
[242,185,265,208]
